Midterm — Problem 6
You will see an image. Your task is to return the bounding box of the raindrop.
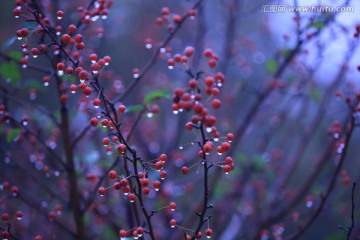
[145,43,152,49]
[179,145,184,150]
[206,127,212,133]
[57,70,64,76]
[173,110,179,114]
[91,15,99,21]
[133,73,139,78]
[43,82,49,87]
[147,112,153,118]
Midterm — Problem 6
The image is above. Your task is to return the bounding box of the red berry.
[153,180,161,190]
[90,117,98,126]
[1,213,9,222]
[227,133,234,141]
[142,187,150,195]
[159,171,167,180]
[221,142,230,152]
[211,99,221,109]
[208,58,217,68]
[101,119,109,127]
[173,14,182,23]
[161,7,170,15]
[57,62,65,71]
[203,48,213,58]
[108,170,117,179]
[159,154,167,162]
[184,46,195,57]
[129,193,136,202]
[205,229,213,238]
[56,10,64,19]
[169,202,176,211]
[223,165,231,174]
[68,24,77,34]
[15,211,23,220]
[83,87,92,96]
[181,166,189,174]
[61,34,71,43]
[117,144,126,154]
[93,98,101,108]
[119,230,127,238]
[169,219,176,228]
[118,105,126,113]
[98,187,106,196]
[185,122,193,130]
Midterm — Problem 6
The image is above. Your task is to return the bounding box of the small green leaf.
[6,128,21,142]
[0,62,21,85]
[143,90,171,104]
[126,105,144,113]
[310,22,325,29]
[24,80,44,91]
[265,59,278,74]
[9,51,22,60]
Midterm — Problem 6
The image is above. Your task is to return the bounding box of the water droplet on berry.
[145,43,152,49]
[173,110,179,114]
[91,15,99,21]
[133,73,139,78]
[217,82,222,87]
[57,70,64,76]
[179,145,183,150]
[17,36,22,40]
[160,48,166,53]
[206,127,212,133]
[214,138,219,142]
[33,54,38,58]
[43,82,49,87]
[168,65,174,70]
[101,15,107,20]
[92,70,98,74]
[147,112,153,118]
[155,188,159,191]
[217,152,222,156]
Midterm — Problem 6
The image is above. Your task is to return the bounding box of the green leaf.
[0,61,21,85]
[143,90,171,104]
[265,59,278,74]
[9,51,22,60]
[126,105,144,113]
[24,80,44,91]
[6,128,21,142]
[310,22,325,29]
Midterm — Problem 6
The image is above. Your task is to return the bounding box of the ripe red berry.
[56,10,64,19]
[57,62,65,71]
[205,229,213,238]
[129,193,136,202]
[173,14,182,23]
[211,99,221,109]
[185,122,193,130]
[15,211,23,220]
[68,24,77,34]
[203,48,213,58]
[83,87,92,96]
[1,231,10,239]
[226,133,234,141]
[161,7,170,15]
[90,117,99,126]
[118,104,126,113]
[159,154,167,162]
[169,202,176,211]
[159,171,167,180]
[92,98,101,108]
[108,170,117,179]
[117,144,126,154]
[142,187,150,195]
[169,219,176,228]
[208,58,217,68]
[221,142,230,152]
[184,46,195,57]
[181,166,189,174]
[223,165,231,174]
[101,119,109,127]
[140,178,150,187]
[1,213,9,222]
[153,180,161,191]
[119,229,127,238]
[98,187,106,196]
[61,34,71,43]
